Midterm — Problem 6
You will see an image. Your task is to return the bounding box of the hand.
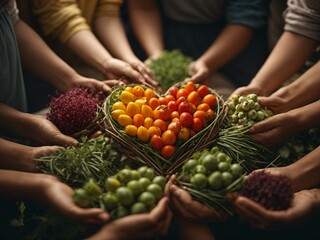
[41,176,109,225]
[31,115,78,146]
[89,197,172,240]
[170,184,229,222]
[188,61,210,83]
[103,58,155,86]
[230,189,320,230]
[258,96,288,114]
[128,58,159,87]
[231,84,266,97]
[249,111,298,147]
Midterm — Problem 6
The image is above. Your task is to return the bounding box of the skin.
[0,170,109,224]
[250,101,320,147]
[14,20,115,93]
[233,31,319,96]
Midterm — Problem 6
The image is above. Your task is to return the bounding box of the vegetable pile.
[73,166,166,220]
[178,146,245,214]
[47,87,105,135]
[109,82,218,159]
[226,94,273,127]
[147,50,193,91]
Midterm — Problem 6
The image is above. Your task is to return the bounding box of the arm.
[0,170,108,224]
[128,0,164,58]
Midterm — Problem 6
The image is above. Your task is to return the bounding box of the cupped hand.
[249,111,297,147]
[230,189,320,230]
[258,96,288,114]
[41,176,109,225]
[170,184,229,223]
[231,84,266,97]
[31,115,78,146]
[89,197,172,240]
[188,61,210,83]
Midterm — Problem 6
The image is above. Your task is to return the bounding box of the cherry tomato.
[159,96,168,105]
[144,88,155,100]
[141,105,154,119]
[167,121,181,134]
[176,96,186,107]
[137,126,149,142]
[153,119,168,132]
[148,126,161,137]
[133,114,145,127]
[192,117,203,133]
[112,101,126,111]
[197,85,209,98]
[118,114,133,127]
[148,97,160,110]
[180,112,193,128]
[125,125,138,137]
[132,85,145,98]
[165,95,176,103]
[202,94,217,108]
[197,103,210,112]
[144,117,154,129]
[171,111,179,120]
[193,110,206,126]
[178,127,190,141]
[187,91,201,106]
[154,105,171,121]
[206,109,215,123]
[161,145,176,158]
[167,101,177,112]
[176,89,189,99]
[161,130,177,145]
[150,135,163,150]
[126,102,140,117]
[184,81,196,93]
[169,87,179,98]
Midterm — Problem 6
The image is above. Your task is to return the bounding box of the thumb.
[52,133,78,146]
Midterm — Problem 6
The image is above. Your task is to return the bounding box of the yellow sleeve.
[95,0,123,18]
[31,0,91,43]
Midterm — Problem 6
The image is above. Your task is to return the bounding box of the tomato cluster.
[111,82,217,159]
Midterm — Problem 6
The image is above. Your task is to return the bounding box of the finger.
[164,174,175,197]
[158,208,173,235]
[249,117,278,134]
[170,185,194,220]
[70,207,110,225]
[34,146,63,159]
[52,134,78,146]
[122,66,145,84]
[149,197,169,222]
[133,64,158,87]
[90,131,102,138]
[189,70,207,83]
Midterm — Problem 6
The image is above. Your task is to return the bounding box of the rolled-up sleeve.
[226,0,270,30]
[95,0,123,18]
[284,0,320,41]
[32,0,90,43]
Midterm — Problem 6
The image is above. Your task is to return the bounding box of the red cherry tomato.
[197,85,209,98]
[192,117,203,133]
[167,101,177,112]
[150,135,163,150]
[169,87,179,99]
[180,112,193,128]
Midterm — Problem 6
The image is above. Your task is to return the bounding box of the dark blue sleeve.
[226,0,270,30]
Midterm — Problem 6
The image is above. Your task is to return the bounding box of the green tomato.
[147,183,163,200]
[184,159,198,173]
[73,188,91,208]
[105,177,121,192]
[115,206,129,219]
[210,146,219,154]
[83,179,101,197]
[208,171,223,190]
[202,153,218,171]
[139,177,152,191]
[116,187,134,206]
[222,171,234,187]
[130,170,141,180]
[131,202,148,214]
[230,163,243,177]
[152,176,166,189]
[190,173,207,190]
[117,169,132,184]
[102,193,118,211]
[139,192,156,208]
[127,180,143,196]
[218,161,229,172]
[195,165,207,174]
[217,152,227,162]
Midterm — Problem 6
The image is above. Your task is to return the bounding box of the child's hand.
[170,185,229,222]
[88,197,172,240]
[41,176,109,225]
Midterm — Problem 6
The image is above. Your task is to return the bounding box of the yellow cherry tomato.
[141,104,154,119]
[144,88,155,100]
[144,117,154,129]
[120,90,135,105]
[125,125,138,137]
[118,114,133,127]
[111,109,126,121]
[112,101,126,111]
[126,102,140,117]
[137,126,150,142]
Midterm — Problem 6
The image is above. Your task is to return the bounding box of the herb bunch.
[36,136,122,187]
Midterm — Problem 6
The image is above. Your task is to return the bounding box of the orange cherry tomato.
[133,114,145,127]
[202,94,217,108]
[154,105,171,121]
[161,145,176,158]
[193,110,206,126]
[150,135,163,150]
[132,85,145,98]
[187,91,201,106]
[169,87,179,98]
[148,97,161,110]
[148,126,161,137]
[178,127,190,141]
[144,88,155,100]
[171,111,179,120]
[184,81,196,93]
[197,103,210,112]
[161,130,176,145]
[206,109,216,123]
[153,119,168,132]
[197,85,209,98]
[176,89,189,99]
[167,121,181,134]
[159,96,168,105]
[176,96,186,107]
[165,94,176,103]
[192,117,203,133]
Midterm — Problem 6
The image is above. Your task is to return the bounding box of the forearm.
[14,20,79,92]
[291,101,320,131]
[0,103,42,141]
[66,29,112,75]
[94,16,137,62]
[285,146,320,192]
[248,31,318,95]
[128,0,163,58]
[0,169,52,201]
[272,61,320,111]
[198,24,253,72]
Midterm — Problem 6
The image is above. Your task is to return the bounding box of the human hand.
[249,111,299,147]
[31,115,78,146]
[170,184,229,222]
[231,84,266,97]
[128,58,158,87]
[258,96,288,114]
[41,176,109,225]
[188,60,210,83]
[89,197,172,240]
[230,188,320,230]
